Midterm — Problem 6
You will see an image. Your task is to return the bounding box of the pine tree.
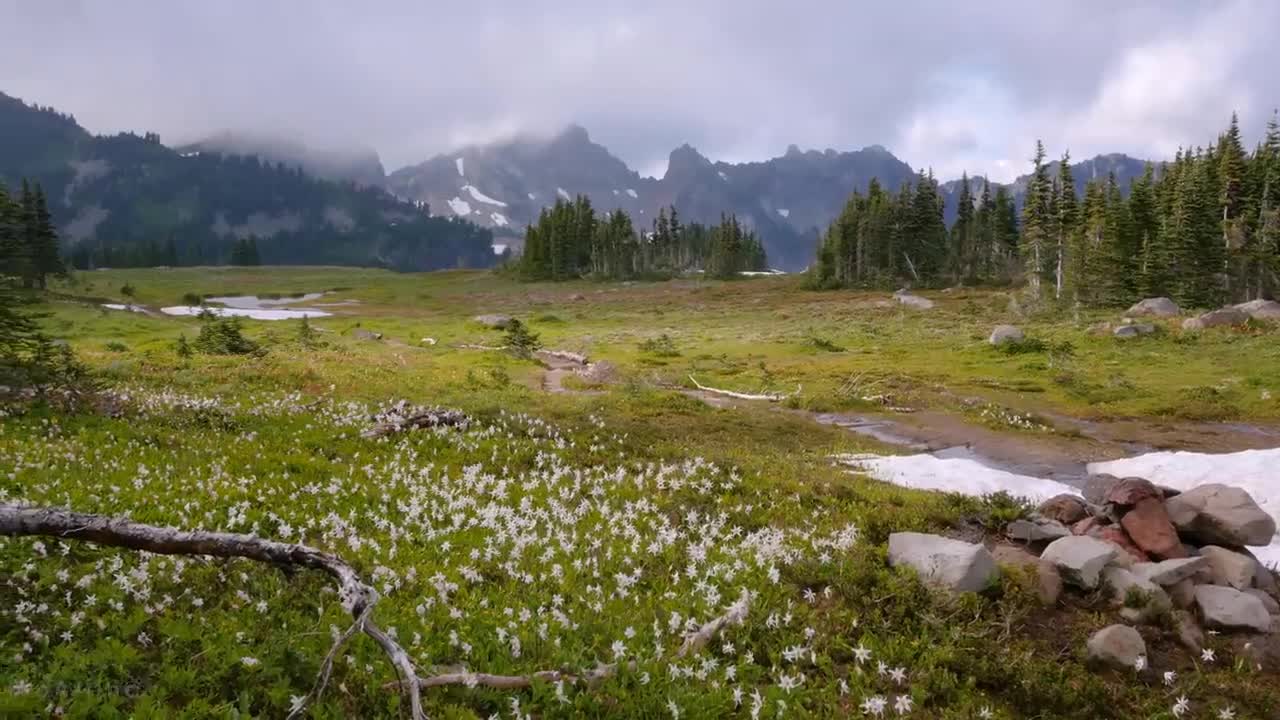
[948,173,974,284]
[23,184,65,289]
[1053,152,1078,300]
[1020,141,1053,295]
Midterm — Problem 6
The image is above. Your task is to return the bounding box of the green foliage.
[803,329,845,352]
[295,316,323,349]
[174,334,193,358]
[180,292,203,306]
[120,283,136,298]
[502,318,541,358]
[638,333,680,357]
[104,340,128,352]
[192,315,263,356]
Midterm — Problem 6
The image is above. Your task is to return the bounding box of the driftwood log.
[1,504,752,717]
[361,408,469,439]
[688,375,799,402]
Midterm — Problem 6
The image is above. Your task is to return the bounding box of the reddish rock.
[1072,517,1102,535]
[1106,477,1160,506]
[1037,494,1089,525]
[1120,497,1187,559]
[1092,526,1150,564]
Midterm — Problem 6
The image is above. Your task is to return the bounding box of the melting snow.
[626,188,638,199]
[557,187,571,201]
[739,269,787,276]
[490,212,509,227]
[492,243,509,255]
[447,197,472,216]
[837,453,1081,504]
[206,293,325,309]
[718,171,728,181]
[1089,449,1280,568]
[455,157,465,177]
[160,306,331,320]
[777,208,791,218]
[102,303,148,314]
[462,184,507,207]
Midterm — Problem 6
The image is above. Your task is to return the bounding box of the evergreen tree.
[1053,152,1078,300]
[947,173,974,283]
[1020,141,1053,295]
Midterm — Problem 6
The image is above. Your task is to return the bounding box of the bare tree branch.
[688,375,798,402]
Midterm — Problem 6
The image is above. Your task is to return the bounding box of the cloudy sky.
[2,0,1277,182]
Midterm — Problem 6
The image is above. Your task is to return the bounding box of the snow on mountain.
[455,157,465,177]
[446,197,472,216]
[462,184,507,207]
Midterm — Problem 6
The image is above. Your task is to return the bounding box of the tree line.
[517,196,766,281]
[813,112,1280,307]
[1,180,66,290]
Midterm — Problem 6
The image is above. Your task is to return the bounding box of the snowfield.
[455,157,464,177]
[447,197,472,216]
[462,184,507,207]
[490,212,509,227]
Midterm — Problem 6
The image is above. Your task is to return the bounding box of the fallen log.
[688,375,799,402]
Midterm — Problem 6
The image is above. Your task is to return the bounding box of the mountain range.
[1,89,1155,272]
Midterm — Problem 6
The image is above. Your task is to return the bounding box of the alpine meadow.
[4,3,1280,720]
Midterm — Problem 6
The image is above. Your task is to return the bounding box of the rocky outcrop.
[1164,484,1277,547]
[887,533,997,593]
[988,325,1024,346]
[1086,625,1146,669]
[1125,297,1180,317]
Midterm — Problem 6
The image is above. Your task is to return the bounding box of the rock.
[1038,560,1063,606]
[1091,526,1149,565]
[1172,610,1204,653]
[1038,494,1089,525]
[1120,498,1186,559]
[989,325,1024,346]
[1165,484,1277,547]
[1251,556,1279,597]
[578,360,618,385]
[1083,474,1122,506]
[1040,536,1118,590]
[1182,307,1248,331]
[1006,517,1071,543]
[893,291,934,310]
[887,532,998,593]
[1113,323,1156,339]
[1194,585,1273,632]
[1103,566,1171,619]
[1131,557,1209,586]
[1126,297,1181,318]
[1234,298,1280,322]
[1106,478,1161,507]
[1086,625,1147,670]
[1072,516,1102,535]
[1200,546,1259,590]
[1246,589,1280,615]
[352,328,383,341]
[1169,578,1197,609]
[991,544,1039,569]
[474,314,514,329]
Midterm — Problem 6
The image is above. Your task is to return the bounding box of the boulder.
[1200,546,1259,590]
[1083,474,1122,506]
[1234,299,1280,322]
[1106,478,1161,506]
[1090,526,1149,565]
[893,291,934,310]
[473,314,514,329]
[1113,323,1156,339]
[1038,494,1089,525]
[1182,307,1248,331]
[1169,578,1197,609]
[989,325,1024,346]
[1172,610,1205,652]
[1131,557,1209,586]
[1072,516,1102,536]
[1165,484,1277,547]
[1038,560,1064,606]
[1006,517,1071,543]
[1086,625,1147,670]
[1040,536,1118,590]
[1194,585,1273,633]
[1247,589,1280,615]
[1120,498,1186,559]
[887,533,998,593]
[1126,297,1180,318]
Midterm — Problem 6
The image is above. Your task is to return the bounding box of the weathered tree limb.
[362,408,470,439]
[0,503,425,720]
[688,375,798,402]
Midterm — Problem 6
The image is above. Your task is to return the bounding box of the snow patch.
[777,208,791,218]
[490,212,509,227]
[1088,449,1280,568]
[447,197,472,216]
[492,243,509,255]
[102,303,148,314]
[837,453,1081,504]
[160,306,331,320]
[738,269,787,277]
[612,189,620,196]
[527,192,537,200]
[455,157,465,177]
[207,293,325,309]
[626,188,638,199]
[462,184,507,207]
[557,187,571,201]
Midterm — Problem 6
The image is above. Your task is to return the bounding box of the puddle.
[160,306,332,320]
[205,293,326,309]
[102,303,152,315]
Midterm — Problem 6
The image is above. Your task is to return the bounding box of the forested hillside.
[0,92,494,271]
[814,113,1280,307]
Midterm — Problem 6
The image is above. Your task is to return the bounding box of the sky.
[2,0,1278,183]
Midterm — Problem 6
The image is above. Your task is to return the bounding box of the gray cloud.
[2,0,1277,181]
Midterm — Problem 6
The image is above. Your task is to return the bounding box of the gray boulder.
[474,314,514,329]
[1246,588,1280,615]
[1083,474,1123,506]
[1113,323,1156,339]
[351,328,383,341]
[989,325,1024,346]
[1234,299,1280,322]
[893,290,934,310]
[1199,546,1259,590]
[1125,297,1180,318]
[1165,484,1277,547]
[1086,625,1146,670]
[1194,585,1273,632]
[1131,557,1209,586]
[887,532,997,593]
[1006,517,1071,542]
[1040,536,1119,590]
[1037,494,1089,525]
[1182,307,1248,331]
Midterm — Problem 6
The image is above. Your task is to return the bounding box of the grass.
[1,267,1277,718]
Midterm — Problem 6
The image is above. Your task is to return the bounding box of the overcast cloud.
[2,0,1277,182]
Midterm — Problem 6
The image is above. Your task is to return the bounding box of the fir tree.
[1020,141,1053,295]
